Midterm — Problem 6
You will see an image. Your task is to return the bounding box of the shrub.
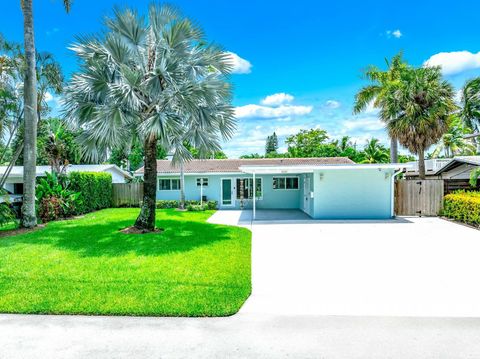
[39,196,62,222]
[187,204,206,212]
[36,172,81,221]
[443,191,480,227]
[69,172,113,214]
[156,199,218,210]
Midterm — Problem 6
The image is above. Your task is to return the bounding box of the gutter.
[391,170,403,218]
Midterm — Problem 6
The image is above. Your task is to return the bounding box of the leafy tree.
[20,0,72,228]
[64,5,235,231]
[108,141,167,172]
[265,132,278,155]
[353,53,408,163]
[240,153,263,159]
[286,129,329,157]
[359,138,389,163]
[432,115,476,158]
[384,66,455,179]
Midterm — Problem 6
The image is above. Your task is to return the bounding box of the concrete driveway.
[210,211,480,317]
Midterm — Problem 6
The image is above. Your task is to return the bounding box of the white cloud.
[386,29,402,39]
[325,100,341,109]
[235,104,313,119]
[341,117,385,132]
[44,91,54,102]
[261,93,294,106]
[424,50,480,75]
[225,52,252,74]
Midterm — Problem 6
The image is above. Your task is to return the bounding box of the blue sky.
[2,0,480,157]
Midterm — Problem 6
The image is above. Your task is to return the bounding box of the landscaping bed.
[0,208,251,316]
[442,191,480,229]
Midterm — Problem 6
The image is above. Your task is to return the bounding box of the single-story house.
[405,156,480,180]
[135,158,410,219]
[1,164,132,198]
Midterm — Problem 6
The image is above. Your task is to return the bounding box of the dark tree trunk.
[390,137,398,163]
[134,136,157,231]
[21,0,38,228]
[179,162,185,210]
[417,147,426,180]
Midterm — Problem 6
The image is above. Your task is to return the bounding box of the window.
[273,176,299,190]
[196,178,208,187]
[236,178,262,199]
[158,178,180,190]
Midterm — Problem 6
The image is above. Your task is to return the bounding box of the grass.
[0,208,251,316]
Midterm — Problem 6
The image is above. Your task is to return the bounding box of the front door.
[221,178,234,206]
[303,177,310,212]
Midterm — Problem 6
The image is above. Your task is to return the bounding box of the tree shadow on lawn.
[0,216,247,258]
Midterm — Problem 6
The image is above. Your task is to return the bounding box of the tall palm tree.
[360,138,389,164]
[20,0,71,228]
[64,5,235,231]
[384,66,455,179]
[432,115,476,158]
[353,53,408,163]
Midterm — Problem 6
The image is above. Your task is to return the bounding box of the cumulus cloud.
[424,50,480,75]
[44,92,54,102]
[386,29,402,39]
[235,104,313,119]
[261,93,294,106]
[325,100,341,109]
[225,52,252,74]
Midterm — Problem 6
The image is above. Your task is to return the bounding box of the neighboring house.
[1,164,132,198]
[405,156,480,180]
[135,158,410,219]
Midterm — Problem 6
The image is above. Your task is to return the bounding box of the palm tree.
[360,138,389,163]
[64,5,235,231]
[20,0,72,228]
[384,66,455,179]
[460,78,480,133]
[432,115,476,158]
[353,53,408,163]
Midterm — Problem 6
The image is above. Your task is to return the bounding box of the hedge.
[443,191,480,227]
[68,172,113,214]
[156,200,217,210]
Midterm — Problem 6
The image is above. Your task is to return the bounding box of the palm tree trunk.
[417,147,426,180]
[390,137,398,163]
[134,136,157,231]
[21,0,38,228]
[179,162,185,210]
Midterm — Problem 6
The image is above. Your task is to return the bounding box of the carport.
[239,163,411,220]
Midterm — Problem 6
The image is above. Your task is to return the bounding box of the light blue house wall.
[155,167,395,219]
[156,173,306,210]
[312,168,394,219]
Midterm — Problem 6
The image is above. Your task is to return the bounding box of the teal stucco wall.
[155,168,394,219]
[312,168,394,219]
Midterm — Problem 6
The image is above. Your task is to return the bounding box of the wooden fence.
[395,179,444,216]
[112,183,143,207]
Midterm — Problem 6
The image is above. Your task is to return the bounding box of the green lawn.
[0,209,251,316]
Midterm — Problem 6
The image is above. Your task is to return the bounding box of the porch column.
[252,172,256,220]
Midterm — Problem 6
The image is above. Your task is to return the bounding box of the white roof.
[239,163,412,174]
[0,164,132,179]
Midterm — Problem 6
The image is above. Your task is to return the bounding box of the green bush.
[156,199,217,210]
[36,172,81,221]
[443,191,480,227]
[68,172,113,214]
[186,204,205,211]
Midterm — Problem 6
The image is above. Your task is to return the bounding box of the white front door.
[221,178,234,207]
[303,177,310,212]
